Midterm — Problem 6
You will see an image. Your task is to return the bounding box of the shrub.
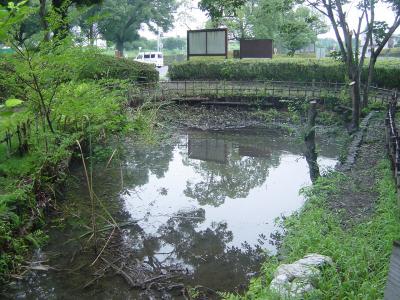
[169,58,400,88]
[76,51,159,83]
[0,58,24,101]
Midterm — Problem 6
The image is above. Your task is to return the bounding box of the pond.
[5,128,338,299]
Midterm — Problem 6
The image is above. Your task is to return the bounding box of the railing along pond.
[134,80,394,104]
[384,90,400,299]
[385,91,400,198]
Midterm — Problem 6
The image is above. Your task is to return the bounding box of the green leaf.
[5,98,23,108]
[0,111,14,117]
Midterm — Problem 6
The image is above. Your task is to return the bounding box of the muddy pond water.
[5,128,338,300]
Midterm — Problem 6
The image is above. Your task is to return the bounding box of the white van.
[134,52,164,68]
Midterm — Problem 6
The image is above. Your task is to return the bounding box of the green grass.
[229,160,400,299]
[381,47,400,58]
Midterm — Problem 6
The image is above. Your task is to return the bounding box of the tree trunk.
[39,0,50,41]
[350,75,361,131]
[362,55,377,108]
[116,40,124,56]
[89,24,95,46]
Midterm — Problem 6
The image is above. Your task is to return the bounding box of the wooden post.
[272,81,275,97]
[184,80,187,96]
[224,80,226,98]
[304,100,320,183]
[312,79,315,98]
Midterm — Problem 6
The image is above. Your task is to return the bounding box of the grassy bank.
[229,159,400,299]
[0,44,159,283]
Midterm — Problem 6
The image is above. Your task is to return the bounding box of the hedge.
[77,53,159,83]
[169,58,400,89]
[0,50,159,87]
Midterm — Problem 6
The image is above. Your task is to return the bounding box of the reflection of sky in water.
[121,132,337,252]
[3,129,339,299]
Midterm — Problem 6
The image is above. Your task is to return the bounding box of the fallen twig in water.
[79,221,138,239]
[101,257,136,287]
[91,227,116,266]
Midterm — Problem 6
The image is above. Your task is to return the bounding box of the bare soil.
[329,113,387,225]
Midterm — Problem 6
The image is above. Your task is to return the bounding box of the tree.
[97,0,176,54]
[74,3,102,45]
[362,14,400,107]
[163,36,186,50]
[51,0,102,39]
[204,1,257,40]
[305,0,400,130]
[200,0,327,53]
[250,0,291,49]
[199,0,246,20]
[0,0,43,45]
[201,0,400,130]
[280,7,328,55]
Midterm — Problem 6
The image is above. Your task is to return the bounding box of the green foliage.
[0,0,30,40]
[162,36,186,51]
[199,0,246,19]
[77,51,159,83]
[169,58,400,88]
[0,40,146,282]
[54,81,126,134]
[381,47,400,58]
[170,58,346,82]
[0,59,23,101]
[97,0,177,53]
[280,7,328,56]
[237,160,400,299]
[4,98,23,107]
[201,0,326,54]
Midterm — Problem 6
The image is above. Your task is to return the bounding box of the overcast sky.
[139,0,400,40]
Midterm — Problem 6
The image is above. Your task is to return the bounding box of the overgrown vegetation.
[0,3,159,282]
[227,160,400,299]
[169,58,400,89]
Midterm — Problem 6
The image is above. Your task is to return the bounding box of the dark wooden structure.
[240,39,273,59]
[384,92,400,299]
[133,80,394,105]
[385,91,400,205]
[187,28,228,60]
[384,241,400,299]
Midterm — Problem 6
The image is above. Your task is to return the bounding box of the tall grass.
[229,160,400,299]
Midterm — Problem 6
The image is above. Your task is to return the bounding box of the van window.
[136,54,143,59]
[151,54,155,58]
[158,54,163,58]
[144,54,150,59]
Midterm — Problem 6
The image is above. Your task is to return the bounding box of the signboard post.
[187,28,228,60]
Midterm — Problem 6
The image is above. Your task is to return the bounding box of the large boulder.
[270,254,333,299]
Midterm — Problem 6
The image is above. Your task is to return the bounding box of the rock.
[270,276,314,299]
[296,253,333,268]
[269,254,334,299]
[274,263,320,281]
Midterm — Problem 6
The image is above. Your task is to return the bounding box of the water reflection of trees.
[183,131,281,207]
[151,208,264,292]
[121,142,175,186]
